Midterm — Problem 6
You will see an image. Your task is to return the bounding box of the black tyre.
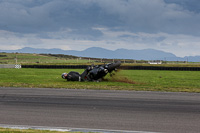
[106,61,121,72]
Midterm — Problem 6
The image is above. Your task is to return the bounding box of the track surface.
[0,87,200,133]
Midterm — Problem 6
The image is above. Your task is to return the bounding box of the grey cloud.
[119,34,136,38]
[156,36,166,42]
[70,28,103,39]
[0,0,200,37]
[0,0,120,35]
[96,0,200,35]
[164,0,200,13]
[0,0,55,33]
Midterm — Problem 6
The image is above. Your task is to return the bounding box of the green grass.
[0,53,94,65]
[2,52,200,66]
[0,68,200,92]
[0,128,91,133]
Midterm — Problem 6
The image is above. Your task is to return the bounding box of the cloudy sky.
[0,0,200,57]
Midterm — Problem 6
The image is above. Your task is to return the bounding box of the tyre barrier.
[119,66,200,71]
[21,65,200,71]
[22,65,89,69]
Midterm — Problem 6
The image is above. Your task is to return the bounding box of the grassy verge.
[1,52,200,66]
[0,128,88,133]
[0,53,93,65]
[0,68,200,92]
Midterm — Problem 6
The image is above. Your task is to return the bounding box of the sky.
[0,0,200,57]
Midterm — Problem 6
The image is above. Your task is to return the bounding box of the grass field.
[1,52,200,67]
[0,68,200,92]
[0,53,93,65]
[0,128,85,133]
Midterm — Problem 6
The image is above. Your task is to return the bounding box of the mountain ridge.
[0,47,199,62]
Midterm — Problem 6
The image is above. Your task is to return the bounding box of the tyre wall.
[22,65,200,71]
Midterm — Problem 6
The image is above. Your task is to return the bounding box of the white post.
[15,55,17,64]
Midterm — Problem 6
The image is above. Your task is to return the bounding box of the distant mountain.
[115,48,176,60]
[1,47,200,62]
[18,47,67,54]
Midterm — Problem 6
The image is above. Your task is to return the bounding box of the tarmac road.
[0,87,200,133]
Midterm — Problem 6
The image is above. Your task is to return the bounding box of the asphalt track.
[0,87,200,133]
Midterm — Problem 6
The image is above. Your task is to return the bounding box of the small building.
[148,60,162,64]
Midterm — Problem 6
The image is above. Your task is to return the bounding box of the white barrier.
[15,64,21,69]
[0,64,21,69]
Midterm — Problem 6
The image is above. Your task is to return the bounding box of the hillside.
[1,47,200,62]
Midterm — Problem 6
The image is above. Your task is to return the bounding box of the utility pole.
[15,55,17,64]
